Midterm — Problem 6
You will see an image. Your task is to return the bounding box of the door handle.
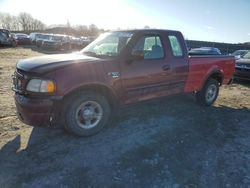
[162,65,170,71]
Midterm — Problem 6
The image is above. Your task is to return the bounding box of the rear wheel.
[63,91,111,136]
[196,78,219,106]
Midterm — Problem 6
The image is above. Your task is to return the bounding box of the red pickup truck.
[13,29,235,136]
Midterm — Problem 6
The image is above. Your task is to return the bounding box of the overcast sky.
[0,0,249,43]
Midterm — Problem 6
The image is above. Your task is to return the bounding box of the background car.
[42,34,71,51]
[14,33,31,45]
[0,29,17,47]
[29,32,41,44]
[234,51,250,81]
[189,47,221,55]
[80,37,91,48]
[35,33,52,47]
[70,36,82,49]
[231,50,248,59]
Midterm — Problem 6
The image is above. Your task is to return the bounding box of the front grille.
[236,63,250,70]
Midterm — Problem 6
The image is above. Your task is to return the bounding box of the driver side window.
[132,35,164,60]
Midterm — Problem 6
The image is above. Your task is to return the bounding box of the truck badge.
[108,72,120,78]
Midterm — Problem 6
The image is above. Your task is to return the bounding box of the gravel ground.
[0,47,250,188]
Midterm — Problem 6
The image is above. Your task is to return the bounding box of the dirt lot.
[0,47,250,188]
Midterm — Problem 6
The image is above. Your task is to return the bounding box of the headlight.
[26,79,55,93]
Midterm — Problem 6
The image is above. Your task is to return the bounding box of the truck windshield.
[81,32,133,57]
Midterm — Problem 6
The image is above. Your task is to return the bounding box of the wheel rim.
[75,101,103,129]
[205,84,217,103]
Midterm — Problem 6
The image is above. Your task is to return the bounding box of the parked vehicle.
[70,36,82,49]
[14,33,31,45]
[189,47,221,55]
[13,29,235,136]
[80,37,91,48]
[29,32,42,44]
[35,34,52,47]
[234,51,250,81]
[42,34,71,51]
[231,50,248,60]
[0,29,17,47]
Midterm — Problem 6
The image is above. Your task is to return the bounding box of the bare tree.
[17,12,45,31]
[0,12,20,31]
[89,24,98,36]
[18,12,33,31]
[75,25,88,36]
[0,13,12,30]
[0,12,5,28]
[33,19,45,30]
[11,16,20,31]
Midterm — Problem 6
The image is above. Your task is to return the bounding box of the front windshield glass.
[242,51,250,59]
[81,32,133,57]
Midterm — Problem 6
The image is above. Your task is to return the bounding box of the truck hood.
[17,53,99,74]
[236,58,250,64]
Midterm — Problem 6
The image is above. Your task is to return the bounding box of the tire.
[63,91,111,136]
[196,78,219,106]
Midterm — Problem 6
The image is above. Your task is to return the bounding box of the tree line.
[0,12,103,37]
[0,12,46,31]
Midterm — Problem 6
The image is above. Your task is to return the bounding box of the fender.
[184,61,224,93]
[201,66,224,88]
[63,82,120,106]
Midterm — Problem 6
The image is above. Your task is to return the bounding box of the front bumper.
[43,43,60,50]
[234,68,250,81]
[14,93,55,126]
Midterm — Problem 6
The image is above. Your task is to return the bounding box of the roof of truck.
[112,29,180,33]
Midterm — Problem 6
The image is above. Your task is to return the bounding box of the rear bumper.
[14,93,55,126]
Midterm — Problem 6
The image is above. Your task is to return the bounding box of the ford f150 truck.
[13,29,235,136]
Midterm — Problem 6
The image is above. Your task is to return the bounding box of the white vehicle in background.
[231,50,249,60]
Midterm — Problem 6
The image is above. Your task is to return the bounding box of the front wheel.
[196,78,219,106]
[63,91,111,136]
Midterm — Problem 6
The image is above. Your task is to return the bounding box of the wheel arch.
[62,83,119,109]
[204,69,224,87]
[209,71,224,85]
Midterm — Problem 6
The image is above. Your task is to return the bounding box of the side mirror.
[131,50,144,60]
[126,50,144,64]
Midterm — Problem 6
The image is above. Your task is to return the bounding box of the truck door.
[121,33,179,104]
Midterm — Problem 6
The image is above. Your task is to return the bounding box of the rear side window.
[168,35,183,57]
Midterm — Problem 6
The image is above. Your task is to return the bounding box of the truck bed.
[184,55,235,93]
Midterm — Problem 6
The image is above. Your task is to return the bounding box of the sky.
[0,0,250,43]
